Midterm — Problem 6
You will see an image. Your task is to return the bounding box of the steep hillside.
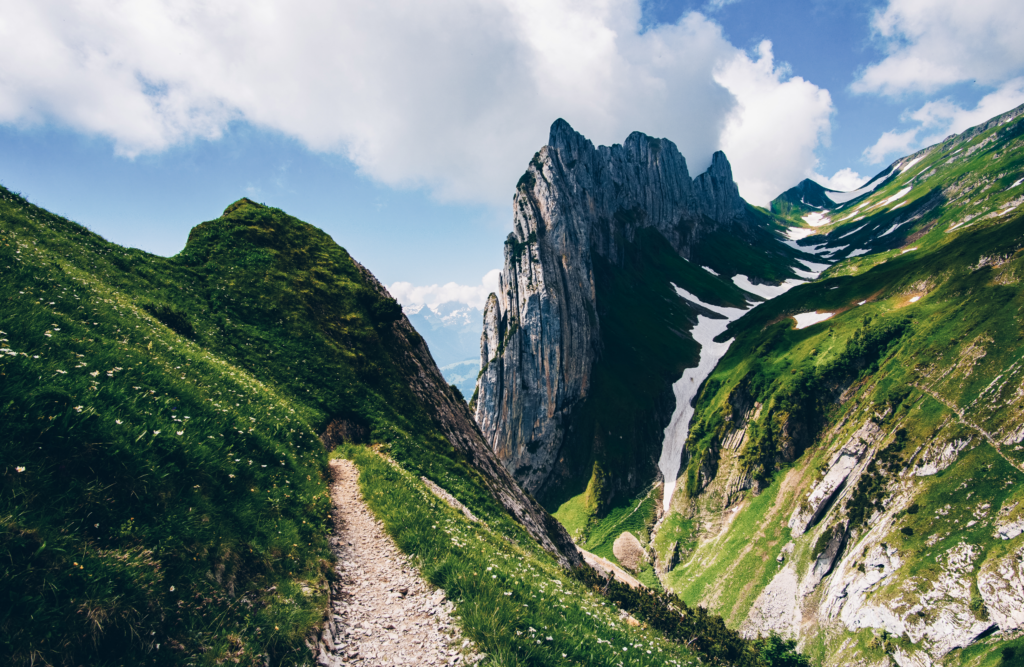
[655,103,1024,666]
[473,120,807,566]
[0,194,609,665]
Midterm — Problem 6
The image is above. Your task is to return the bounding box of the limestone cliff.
[475,119,791,501]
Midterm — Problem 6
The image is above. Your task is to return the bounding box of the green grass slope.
[0,194,559,666]
[1,191,810,667]
[655,103,1024,665]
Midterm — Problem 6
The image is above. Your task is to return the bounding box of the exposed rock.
[741,561,799,639]
[789,421,880,536]
[978,543,1024,632]
[351,261,582,568]
[913,437,974,476]
[475,119,759,498]
[612,532,647,572]
[420,476,481,523]
[806,522,848,592]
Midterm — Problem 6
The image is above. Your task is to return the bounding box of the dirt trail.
[316,458,476,666]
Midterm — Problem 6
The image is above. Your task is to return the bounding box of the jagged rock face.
[475,119,748,494]
[352,262,583,569]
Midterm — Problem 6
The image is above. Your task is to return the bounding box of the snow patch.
[898,155,926,174]
[825,174,889,205]
[878,186,912,208]
[846,248,870,258]
[858,300,867,305]
[793,311,834,329]
[784,227,816,241]
[901,247,918,254]
[910,295,921,303]
[802,211,831,227]
[1011,177,1024,189]
[660,287,750,508]
[732,275,805,300]
[839,224,867,239]
[879,221,907,237]
[791,258,831,280]
[701,265,719,276]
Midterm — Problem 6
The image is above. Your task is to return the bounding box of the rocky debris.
[577,548,644,590]
[317,459,484,666]
[978,543,1024,632]
[807,523,848,590]
[612,532,647,572]
[789,421,880,536]
[740,561,799,639]
[913,437,974,476]
[419,477,480,523]
[992,501,1023,542]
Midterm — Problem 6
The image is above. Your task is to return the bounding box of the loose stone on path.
[317,458,480,666]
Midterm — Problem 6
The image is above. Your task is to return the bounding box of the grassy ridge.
[0,193,568,665]
[652,105,1024,663]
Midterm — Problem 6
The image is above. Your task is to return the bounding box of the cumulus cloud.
[853,0,1024,96]
[812,168,868,193]
[390,269,501,311]
[715,41,833,206]
[862,78,1024,164]
[0,0,833,207]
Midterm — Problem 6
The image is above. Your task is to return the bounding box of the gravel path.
[318,458,476,666]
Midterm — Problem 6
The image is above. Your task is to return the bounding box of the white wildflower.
[16,466,25,473]
[115,419,123,425]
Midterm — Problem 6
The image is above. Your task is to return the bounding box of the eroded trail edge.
[316,458,472,666]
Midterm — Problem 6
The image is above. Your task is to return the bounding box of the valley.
[474,105,1024,666]
[2,100,1023,667]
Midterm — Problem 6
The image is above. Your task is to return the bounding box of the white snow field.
[825,173,888,204]
[839,224,867,239]
[793,311,834,329]
[701,265,719,276]
[846,248,870,258]
[785,226,816,241]
[659,286,750,509]
[910,295,921,303]
[802,211,831,227]
[732,275,805,300]
[1011,177,1024,189]
[877,186,912,208]
[792,258,832,280]
[901,247,918,254]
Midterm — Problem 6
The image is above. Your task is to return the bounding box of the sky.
[1,0,1023,309]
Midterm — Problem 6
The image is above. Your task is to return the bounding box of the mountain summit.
[474,120,804,514]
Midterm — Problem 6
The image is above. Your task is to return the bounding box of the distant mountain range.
[404,302,482,400]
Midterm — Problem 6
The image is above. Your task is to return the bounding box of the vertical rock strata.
[475,119,750,495]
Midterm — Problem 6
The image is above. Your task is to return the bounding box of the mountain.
[403,302,482,400]
[648,103,1024,665]
[473,105,1024,665]
[473,119,813,572]
[0,195,608,665]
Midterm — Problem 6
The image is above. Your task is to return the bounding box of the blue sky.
[1,0,1022,305]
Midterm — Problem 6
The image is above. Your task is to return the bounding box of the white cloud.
[390,269,501,310]
[812,168,867,192]
[0,0,832,207]
[862,78,1024,164]
[853,0,1024,96]
[715,41,834,206]
[863,127,919,165]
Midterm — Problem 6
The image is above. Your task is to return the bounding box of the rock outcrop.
[350,261,583,569]
[612,532,647,572]
[475,119,762,497]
